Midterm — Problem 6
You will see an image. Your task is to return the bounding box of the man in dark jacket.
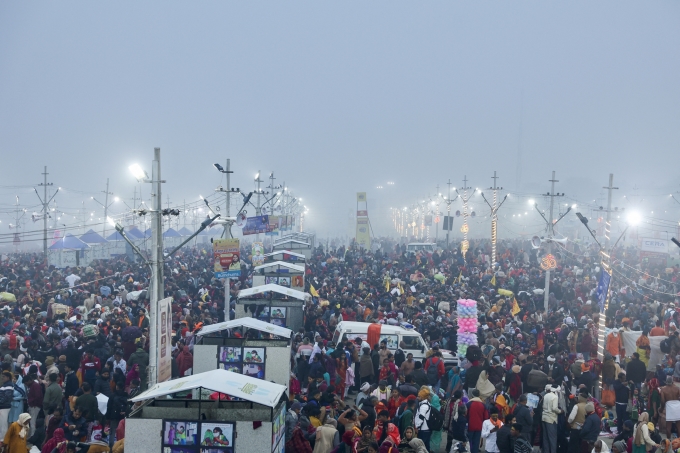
[94,369,112,398]
[398,374,419,398]
[107,382,129,438]
[579,402,600,450]
[626,352,647,386]
[496,413,515,453]
[543,356,565,386]
[512,394,533,441]
[613,372,631,433]
[410,362,429,388]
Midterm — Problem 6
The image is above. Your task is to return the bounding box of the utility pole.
[604,174,618,253]
[536,170,568,313]
[481,171,507,265]
[35,166,58,257]
[455,176,474,261]
[435,184,440,243]
[149,148,164,387]
[11,196,26,253]
[103,178,112,238]
[255,170,263,241]
[224,159,232,323]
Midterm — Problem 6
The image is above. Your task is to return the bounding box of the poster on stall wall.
[265,216,280,236]
[213,239,241,278]
[158,297,173,383]
[252,242,265,267]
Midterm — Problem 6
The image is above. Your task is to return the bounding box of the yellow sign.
[356,218,371,249]
[357,192,367,202]
[540,254,557,270]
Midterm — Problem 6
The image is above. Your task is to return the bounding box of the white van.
[332,321,457,367]
[406,243,436,254]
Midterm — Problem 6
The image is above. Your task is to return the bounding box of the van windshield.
[402,335,424,350]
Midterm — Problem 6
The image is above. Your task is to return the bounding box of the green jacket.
[43,382,63,414]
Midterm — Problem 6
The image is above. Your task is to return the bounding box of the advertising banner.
[157,297,173,382]
[242,215,270,235]
[596,269,611,313]
[357,210,368,217]
[357,192,367,202]
[213,238,241,278]
[424,215,433,226]
[356,218,371,249]
[640,238,669,255]
[265,215,280,236]
[252,242,265,267]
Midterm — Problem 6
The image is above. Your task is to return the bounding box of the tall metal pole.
[446,179,452,246]
[224,159,231,322]
[490,171,500,264]
[543,171,557,313]
[597,174,617,361]
[103,178,110,239]
[43,167,48,256]
[149,147,164,387]
[255,170,263,241]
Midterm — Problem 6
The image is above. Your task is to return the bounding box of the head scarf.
[41,428,66,453]
[342,430,356,445]
[17,413,31,439]
[634,412,650,446]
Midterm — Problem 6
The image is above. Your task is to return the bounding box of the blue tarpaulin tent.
[80,229,107,244]
[178,227,193,236]
[106,231,124,241]
[127,227,145,239]
[163,228,182,238]
[49,234,89,250]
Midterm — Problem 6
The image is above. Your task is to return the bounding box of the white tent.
[254,261,305,273]
[197,317,292,338]
[272,239,310,247]
[238,283,309,301]
[130,369,286,407]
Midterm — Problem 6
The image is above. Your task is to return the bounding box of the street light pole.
[150,148,164,387]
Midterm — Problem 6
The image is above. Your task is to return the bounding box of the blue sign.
[214,270,240,279]
[596,269,611,313]
[242,215,270,235]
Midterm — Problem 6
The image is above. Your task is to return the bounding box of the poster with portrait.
[213,239,241,278]
[277,276,291,288]
[270,307,286,320]
[163,421,198,447]
[257,306,270,320]
[165,448,196,453]
[243,348,265,364]
[270,318,286,328]
[200,422,234,449]
[291,275,303,288]
[252,242,265,267]
[265,276,278,285]
[219,347,241,363]
[242,363,264,379]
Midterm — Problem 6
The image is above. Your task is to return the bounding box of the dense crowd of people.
[0,233,679,453]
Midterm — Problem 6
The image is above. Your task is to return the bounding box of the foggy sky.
[1,1,679,242]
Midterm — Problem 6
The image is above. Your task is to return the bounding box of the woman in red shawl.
[506,365,523,401]
[41,428,66,453]
[125,363,140,388]
[336,356,348,400]
[176,346,194,377]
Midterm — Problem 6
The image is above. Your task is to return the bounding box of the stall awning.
[263,250,306,259]
[272,239,310,247]
[130,369,286,407]
[238,283,309,301]
[254,261,305,273]
[197,317,292,338]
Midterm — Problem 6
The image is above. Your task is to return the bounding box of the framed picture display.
[219,363,242,374]
[200,422,234,451]
[163,421,199,448]
[271,404,286,452]
[242,363,265,379]
[270,307,286,320]
[265,276,278,285]
[277,276,291,288]
[244,348,265,364]
[219,347,242,363]
[257,306,270,321]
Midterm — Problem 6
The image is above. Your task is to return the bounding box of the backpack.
[426,358,440,386]
[661,338,671,353]
[427,402,445,431]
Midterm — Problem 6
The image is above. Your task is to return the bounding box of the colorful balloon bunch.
[456,299,478,357]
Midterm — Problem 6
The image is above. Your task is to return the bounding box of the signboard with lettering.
[640,238,669,255]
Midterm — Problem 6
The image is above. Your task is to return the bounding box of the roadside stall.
[271,239,312,259]
[126,369,287,453]
[263,250,307,266]
[47,234,90,268]
[252,261,305,291]
[236,284,309,334]
[193,318,292,389]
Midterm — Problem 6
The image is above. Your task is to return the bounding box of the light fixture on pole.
[455,176,475,260]
[480,171,507,265]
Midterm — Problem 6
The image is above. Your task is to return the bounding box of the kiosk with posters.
[236,283,309,333]
[263,250,306,266]
[253,261,305,291]
[125,369,287,453]
[193,318,292,389]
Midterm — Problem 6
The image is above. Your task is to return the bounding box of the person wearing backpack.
[398,396,416,433]
[424,352,445,391]
[414,386,433,451]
